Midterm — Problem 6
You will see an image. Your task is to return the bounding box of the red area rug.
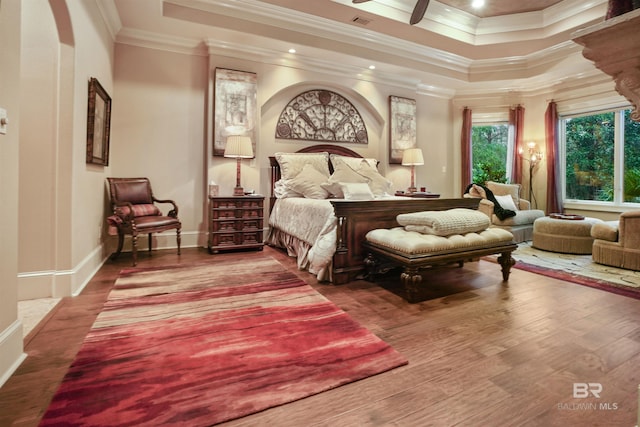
[39,257,407,426]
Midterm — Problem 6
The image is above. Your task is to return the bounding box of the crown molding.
[116,28,208,56]
[95,0,122,41]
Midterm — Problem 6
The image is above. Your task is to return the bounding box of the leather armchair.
[107,177,181,266]
[591,211,640,271]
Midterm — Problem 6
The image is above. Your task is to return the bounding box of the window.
[561,107,640,206]
[471,122,509,184]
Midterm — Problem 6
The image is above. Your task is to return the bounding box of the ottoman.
[532,216,603,254]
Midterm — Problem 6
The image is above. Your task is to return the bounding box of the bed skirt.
[266,227,333,282]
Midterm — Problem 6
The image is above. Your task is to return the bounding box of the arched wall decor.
[275,89,368,144]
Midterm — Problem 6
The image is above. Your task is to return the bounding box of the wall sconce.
[402,148,424,193]
[224,135,254,196]
[519,141,543,207]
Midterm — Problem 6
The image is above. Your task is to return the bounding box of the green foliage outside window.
[624,109,640,202]
[564,109,640,203]
[471,124,508,184]
[564,112,614,201]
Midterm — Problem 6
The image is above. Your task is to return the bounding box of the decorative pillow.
[356,161,393,196]
[288,164,330,199]
[321,162,370,198]
[486,181,520,207]
[493,194,518,211]
[396,208,490,236]
[340,182,374,200]
[273,179,303,199]
[329,154,378,171]
[116,204,161,218]
[275,152,330,180]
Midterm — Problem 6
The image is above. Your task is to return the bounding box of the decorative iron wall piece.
[275,89,368,144]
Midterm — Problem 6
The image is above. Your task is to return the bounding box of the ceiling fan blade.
[409,0,429,25]
[352,0,372,3]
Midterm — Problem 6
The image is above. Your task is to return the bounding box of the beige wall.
[111,44,209,248]
[0,0,26,388]
[17,0,115,300]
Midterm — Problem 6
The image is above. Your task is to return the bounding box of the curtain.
[545,101,561,214]
[509,105,525,184]
[460,107,472,194]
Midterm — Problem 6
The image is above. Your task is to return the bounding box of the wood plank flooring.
[1,246,639,426]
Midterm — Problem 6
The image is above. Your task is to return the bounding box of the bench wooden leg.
[497,251,515,281]
[401,267,422,303]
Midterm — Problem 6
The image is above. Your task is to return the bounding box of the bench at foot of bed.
[363,227,517,303]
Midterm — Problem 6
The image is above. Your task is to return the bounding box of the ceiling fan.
[352,0,430,25]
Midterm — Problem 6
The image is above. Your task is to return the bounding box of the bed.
[266,144,480,284]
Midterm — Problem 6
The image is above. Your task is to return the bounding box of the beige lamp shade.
[224,135,254,159]
[401,148,424,166]
[401,148,423,193]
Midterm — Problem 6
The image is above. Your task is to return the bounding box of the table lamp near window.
[402,147,424,193]
[224,135,254,196]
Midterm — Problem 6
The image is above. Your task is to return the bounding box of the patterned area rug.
[39,257,407,426]
[501,242,640,299]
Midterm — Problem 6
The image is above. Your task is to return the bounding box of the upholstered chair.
[106,177,181,266]
[465,181,545,243]
[591,211,640,271]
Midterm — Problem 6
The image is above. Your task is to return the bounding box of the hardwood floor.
[1,246,639,426]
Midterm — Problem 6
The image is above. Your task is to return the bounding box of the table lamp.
[402,147,424,193]
[224,135,254,196]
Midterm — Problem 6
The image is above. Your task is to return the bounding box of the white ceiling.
[104,0,609,96]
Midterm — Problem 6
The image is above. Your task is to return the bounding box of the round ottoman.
[532,216,603,254]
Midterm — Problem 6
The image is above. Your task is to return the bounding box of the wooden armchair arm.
[153,197,179,218]
[113,201,135,222]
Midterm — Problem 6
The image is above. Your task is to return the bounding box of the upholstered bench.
[363,209,517,303]
[532,216,604,254]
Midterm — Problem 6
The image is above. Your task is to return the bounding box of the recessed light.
[369,65,376,70]
[471,0,485,8]
[288,48,296,54]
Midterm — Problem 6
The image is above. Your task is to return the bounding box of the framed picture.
[388,95,417,164]
[86,77,111,166]
[213,68,257,157]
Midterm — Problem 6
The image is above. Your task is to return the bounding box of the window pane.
[471,124,508,184]
[623,109,640,202]
[564,112,615,201]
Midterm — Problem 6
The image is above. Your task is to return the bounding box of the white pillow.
[330,154,378,171]
[493,194,518,211]
[274,179,303,199]
[275,152,330,180]
[356,161,392,196]
[321,162,369,198]
[340,182,374,200]
[288,164,330,199]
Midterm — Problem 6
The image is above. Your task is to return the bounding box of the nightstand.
[208,195,264,253]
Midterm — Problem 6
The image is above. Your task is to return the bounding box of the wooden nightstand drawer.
[208,195,265,253]
[239,231,262,245]
[210,232,237,248]
[240,218,262,230]
[212,208,236,219]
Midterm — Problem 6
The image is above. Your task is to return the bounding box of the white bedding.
[268,195,409,281]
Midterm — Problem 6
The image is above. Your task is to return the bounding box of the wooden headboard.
[268,144,366,210]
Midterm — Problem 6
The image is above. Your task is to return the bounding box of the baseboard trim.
[0,320,27,389]
[17,231,204,300]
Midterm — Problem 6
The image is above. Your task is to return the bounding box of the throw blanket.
[464,183,516,221]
